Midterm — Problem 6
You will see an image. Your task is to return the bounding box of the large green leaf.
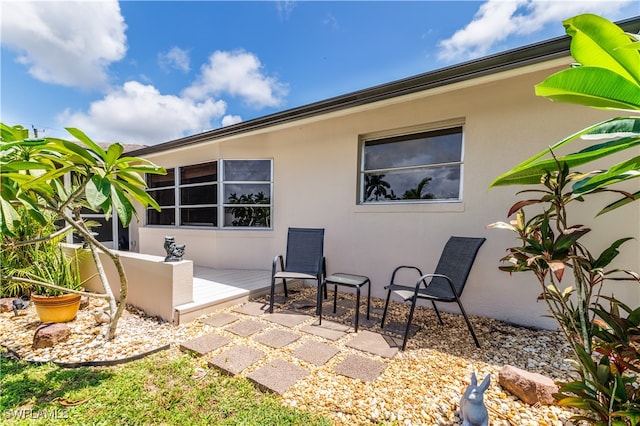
[65,127,107,159]
[572,156,640,195]
[535,67,640,110]
[86,175,111,209]
[564,14,640,85]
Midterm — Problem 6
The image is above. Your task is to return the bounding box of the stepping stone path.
[225,319,267,337]
[293,341,340,366]
[333,354,387,382]
[346,330,400,359]
[301,320,349,341]
[254,329,300,349]
[232,301,269,316]
[179,300,402,395]
[264,310,311,328]
[248,359,309,394]
[209,345,264,375]
[201,312,238,327]
[179,333,231,356]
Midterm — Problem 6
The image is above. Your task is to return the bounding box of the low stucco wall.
[76,245,193,323]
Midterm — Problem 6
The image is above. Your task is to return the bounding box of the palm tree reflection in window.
[227,192,271,227]
[402,177,435,200]
[365,174,395,201]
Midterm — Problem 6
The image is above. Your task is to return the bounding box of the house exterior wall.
[131,62,640,330]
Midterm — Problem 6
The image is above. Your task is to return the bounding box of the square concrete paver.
[346,330,401,359]
[209,345,264,375]
[179,333,231,356]
[201,313,239,327]
[291,299,317,310]
[265,310,312,328]
[301,320,349,341]
[226,319,267,337]
[248,359,309,395]
[254,329,301,349]
[233,302,270,316]
[333,354,387,382]
[293,341,340,366]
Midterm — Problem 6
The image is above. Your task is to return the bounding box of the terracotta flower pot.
[31,293,81,323]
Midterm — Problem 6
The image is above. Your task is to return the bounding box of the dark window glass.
[224,184,271,204]
[363,166,460,202]
[180,184,217,205]
[362,127,463,203]
[147,169,175,188]
[147,208,175,226]
[224,160,271,181]
[224,207,270,227]
[148,188,175,206]
[74,217,113,242]
[181,207,217,227]
[180,162,217,184]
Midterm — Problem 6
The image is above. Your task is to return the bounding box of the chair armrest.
[272,255,284,276]
[390,265,423,284]
[416,273,454,292]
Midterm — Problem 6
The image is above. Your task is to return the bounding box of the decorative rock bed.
[0,290,583,425]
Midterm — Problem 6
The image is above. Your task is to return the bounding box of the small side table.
[320,273,371,332]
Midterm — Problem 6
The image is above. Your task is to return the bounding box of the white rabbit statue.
[460,372,490,426]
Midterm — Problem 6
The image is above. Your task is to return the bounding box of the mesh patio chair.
[380,236,486,350]
[269,228,327,314]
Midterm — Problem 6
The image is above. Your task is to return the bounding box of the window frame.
[145,159,273,230]
[359,124,464,205]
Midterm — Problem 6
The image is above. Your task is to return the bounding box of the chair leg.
[457,300,481,348]
[333,284,338,313]
[380,288,392,328]
[283,278,288,298]
[431,301,444,325]
[354,286,361,332]
[402,298,418,351]
[269,276,276,313]
[315,278,323,316]
[318,281,324,325]
[365,280,371,320]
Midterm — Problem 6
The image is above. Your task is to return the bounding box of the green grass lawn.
[0,350,331,425]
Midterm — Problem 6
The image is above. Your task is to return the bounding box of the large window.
[146,160,272,229]
[360,127,463,204]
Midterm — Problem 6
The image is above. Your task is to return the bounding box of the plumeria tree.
[1,124,165,339]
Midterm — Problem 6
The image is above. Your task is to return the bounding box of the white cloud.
[438,0,635,62]
[1,0,126,89]
[221,115,243,127]
[276,1,296,21]
[159,47,191,73]
[183,50,288,109]
[60,81,226,145]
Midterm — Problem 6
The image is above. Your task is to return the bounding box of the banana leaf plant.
[1,123,165,340]
[489,14,640,424]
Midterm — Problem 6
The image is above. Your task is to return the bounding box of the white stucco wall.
[130,60,640,330]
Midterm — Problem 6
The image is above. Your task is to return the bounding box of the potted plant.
[1,207,87,322]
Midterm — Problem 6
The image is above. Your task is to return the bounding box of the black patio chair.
[380,236,486,350]
[269,228,327,314]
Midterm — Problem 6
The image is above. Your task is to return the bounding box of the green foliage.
[489,14,640,424]
[0,351,331,426]
[227,192,271,227]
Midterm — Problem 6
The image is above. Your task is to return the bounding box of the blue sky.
[1,1,637,146]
